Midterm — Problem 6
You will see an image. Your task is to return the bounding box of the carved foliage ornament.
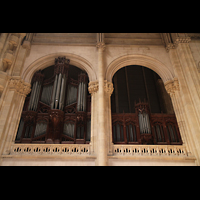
[96,42,106,51]
[88,81,99,94]
[104,80,114,96]
[8,77,31,97]
[88,80,114,96]
[166,36,191,52]
[164,78,180,95]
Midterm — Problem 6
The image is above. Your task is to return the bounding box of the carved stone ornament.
[104,80,114,96]
[8,77,31,97]
[55,56,70,65]
[174,37,191,45]
[88,81,99,94]
[164,78,180,95]
[166,37,191,52]
[96,42,106,51]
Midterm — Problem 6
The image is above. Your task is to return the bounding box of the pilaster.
[88,81,99,155]
[166,36,200,165]
[104,80,114,155]
[0,77,31,158]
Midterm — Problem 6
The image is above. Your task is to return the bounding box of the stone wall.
[0,33,199,166]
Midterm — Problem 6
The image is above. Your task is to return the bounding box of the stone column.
[104,80,114,156]
[96,34,107,166]
[0,77,31,159]
[165,78,192,153]
[167,38,200,165]
[88,81,99,155]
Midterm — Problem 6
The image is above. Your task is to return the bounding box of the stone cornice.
[8,76,31,97]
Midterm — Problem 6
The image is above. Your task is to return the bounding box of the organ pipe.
[77,73,88,112]
[51,74,58,109]
[51,73,67,110]
[55,73,62,109]
[138,112,151,134]
[28,71,44,111]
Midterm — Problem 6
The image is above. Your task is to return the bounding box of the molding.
[106,54,174,83]
[8,76,31,97]
[22,52,97,83]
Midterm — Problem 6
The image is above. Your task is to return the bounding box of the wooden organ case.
[15,57,91,144]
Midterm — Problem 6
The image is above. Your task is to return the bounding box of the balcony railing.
[113,144,188,157]
[10,144,90,156]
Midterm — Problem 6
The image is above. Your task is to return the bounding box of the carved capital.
[104,80,114,96]
[8,77,31,97]
[174,36,191,45]
[166,43,176,52]
[96,42,106,51]
[88,81,99,95]
[164,78,180,95]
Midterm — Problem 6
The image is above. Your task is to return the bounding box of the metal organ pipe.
[83,83,87,112]
[77,73,88,112]
[139,112,151,134]
[77,83,81,111]
[55,73,62,109]
[28,72,43,111]
[51,74,58,109]
[59,75,65,110]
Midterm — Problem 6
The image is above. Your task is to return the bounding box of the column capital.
[164,78,180,95]
[96,42,106,51]
[8,76,31,97]
[88,80,114,96]
[162,33,191,52]
[104,80,114,96]
[88,81,99,95]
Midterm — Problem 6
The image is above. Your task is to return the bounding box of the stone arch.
[21,52,97,84]
[105,54,175,84]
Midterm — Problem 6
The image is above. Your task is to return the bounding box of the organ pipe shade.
[138,112,151,134]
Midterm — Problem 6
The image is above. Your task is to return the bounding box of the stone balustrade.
[113,145,189,157]
[10,144,90,156]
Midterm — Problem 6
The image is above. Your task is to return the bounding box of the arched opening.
[15,57,91,144]
[111,65,182,145]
